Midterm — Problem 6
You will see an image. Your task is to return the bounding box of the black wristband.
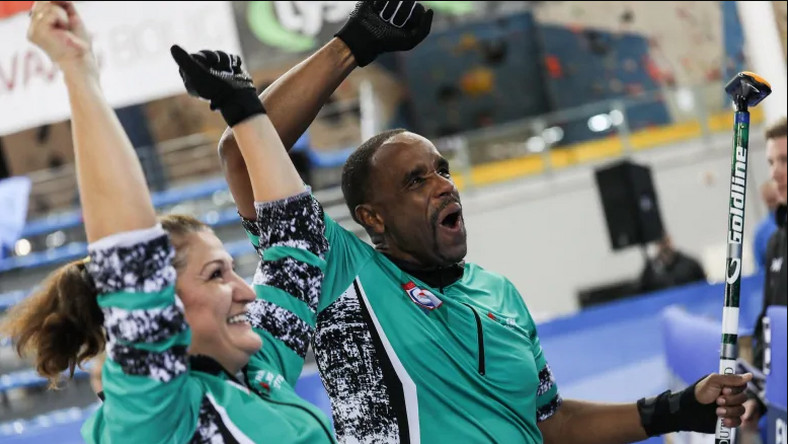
[637,378,718,436]
[214,90,266,128]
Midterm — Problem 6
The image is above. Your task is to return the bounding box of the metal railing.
[434,81,745,191]
[12,82,742,260]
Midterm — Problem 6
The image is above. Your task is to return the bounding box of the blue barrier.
[766,306,787,410]
[764,309,784,444]
[660,306,721,385]
[17,144,356,242]
[0,238,255,307]
[539,277,763,339]
[1,208,248,273]
[0,243,87,273]
[294,371,333,424]
[19,177,231,239]
[0,405,97,444]
[767,407,787,444]
[764,308,784,444]
[0,368,89,395]
[656,304,718,444]
[149,177,228,209]
[18,212,83,240]
[539,274,763,392]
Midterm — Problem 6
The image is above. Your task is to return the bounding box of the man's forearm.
[262,37,356,147]
[218,38,356,218]
[223,37,356,151]
[542,400,647,444]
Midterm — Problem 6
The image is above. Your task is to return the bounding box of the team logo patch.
[402,281,443,311]
[771,257,784,273]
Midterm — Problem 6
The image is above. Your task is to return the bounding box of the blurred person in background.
[210,2,753,442]
[0,2,335,442]
[742,116,788,433]
[753,180,780,272]
[638,233,707,293]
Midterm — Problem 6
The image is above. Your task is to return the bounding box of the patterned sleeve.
[505,281,562,423]
[243,191,328,388]
[85,225,198,442]
[532,333,562,422]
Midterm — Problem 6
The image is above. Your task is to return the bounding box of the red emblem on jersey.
[402,281,443,310]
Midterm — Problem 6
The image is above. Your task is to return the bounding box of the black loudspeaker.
[594,160,664,250]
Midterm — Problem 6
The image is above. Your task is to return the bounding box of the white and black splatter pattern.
[239,214,260,237]
[102,304,187,344]
[87,234,175,295]
[254,192,328,257]
[240,215,265,260]
[108,341,188,383]
[536,363,556,397]
[188,396,239,444]
[313,283,403,443]
[536,394,562,422]
[254,257,322,312]
[247,299,311,357]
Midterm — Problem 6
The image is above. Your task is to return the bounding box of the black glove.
[637,378,719,436]
[335,1,433,67]
[170,45,265,127]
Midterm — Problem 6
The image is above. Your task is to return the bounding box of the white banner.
[0,1,242,136]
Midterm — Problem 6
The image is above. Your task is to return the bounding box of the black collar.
[190,354,227,375]
[384,255,465,291]
[777,204,787,228]
[189,355,247,388]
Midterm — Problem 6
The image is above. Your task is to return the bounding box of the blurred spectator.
[638,234,706,293]
[742,116,788,433]
[753,180,780,272]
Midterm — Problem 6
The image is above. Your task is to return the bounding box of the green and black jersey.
[81,192,335,444]
[244,194,562,444]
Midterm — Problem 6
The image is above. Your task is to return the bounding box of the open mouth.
[438,203,463,231]
[227,313,249,325]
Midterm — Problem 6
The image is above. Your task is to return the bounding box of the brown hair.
[0,214,209,388]
[160,214,211,269]
[0,259,101,388]
[765,116,787,140]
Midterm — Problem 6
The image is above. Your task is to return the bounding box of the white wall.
[461,129,771,319]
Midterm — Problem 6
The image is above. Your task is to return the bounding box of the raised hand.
[27,1,94,72]
[170,45,264,127]
[335,0,433,66]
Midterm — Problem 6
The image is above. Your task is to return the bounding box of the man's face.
[766,135,787,202]
[364,132,467,267]
[761,181,780,211]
